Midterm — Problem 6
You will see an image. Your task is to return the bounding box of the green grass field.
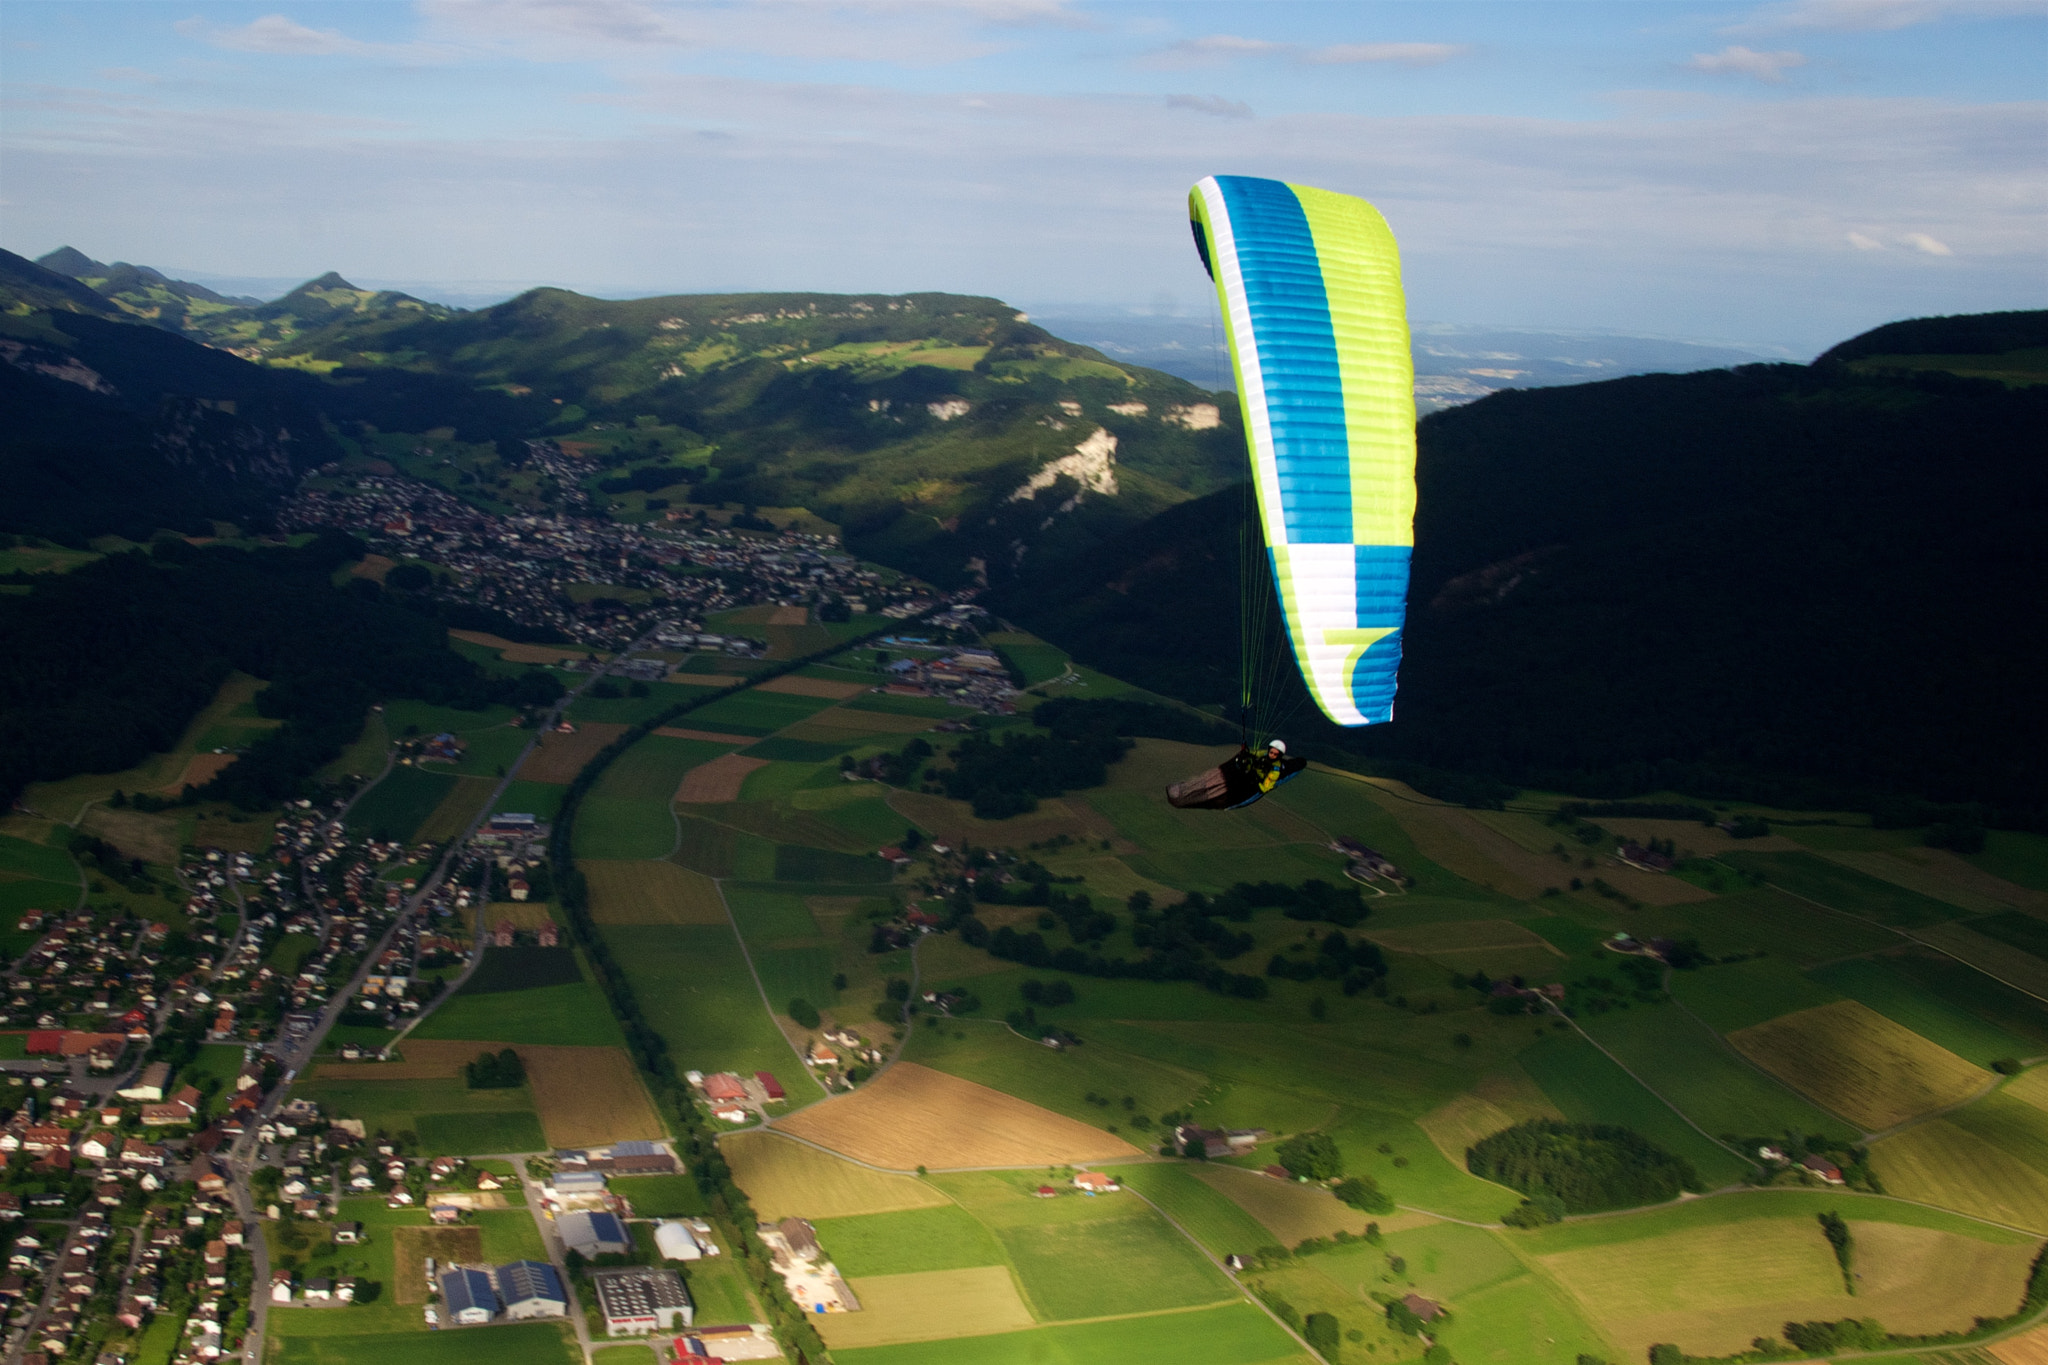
[1966,910,2048,960]
[590,735,730,802]
[936,1171,1236,1320]
[814,1204,1009,1276]
[614,1172,706,1217]
[1518,1034,1749,1189]
[1582,1001,1858,1142]
[828,1301,1308,1365]
[346,766,457,842]
[1809,955,2041,1066]
[572,795,678,860]
[411,976,628,1048]
[1883,949,2048,1051]
[491,780,565,818]
[271,1323,578,1365]
[292,1076,543,1154]
[1971,831,2048,892]
[602,923,809,1088]
[1112,1164,1275,1258]
[687,689,841,734]
[566,681,705,726]
[1667,957,1843,1034]
[1649,887,1901,966]
[1718,850,1962,928]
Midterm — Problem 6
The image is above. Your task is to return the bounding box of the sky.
[4,0,2044,352]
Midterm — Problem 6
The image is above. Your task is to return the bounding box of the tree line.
[1468,1119,1701,1213]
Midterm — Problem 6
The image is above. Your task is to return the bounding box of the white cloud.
[1144,33,1467,70]
[177,14,377,57]
[415,0,1086,66]
[1306,42,1468,67]
[1166,94,1252,119]
[1904,230,1955,253]
[1686,45,1809,81]
[1730,0,2047,33]
[1848,230,1885,248]
[1140,34,1284,69]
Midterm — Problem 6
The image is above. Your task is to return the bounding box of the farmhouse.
[494,1260,568,1319]
[557,1210,630,1258]
[1072,1171,1119,1193]
[590,1266,693,1334]
[1401,1293,1446,1324]
[1173,1125,1266,1160]
[753,1071,786,1101]
[654,1221,717,1261]
[1801,1154,1846,1185]
[1617,842,1676,873]
[700,1073,747,1104]
[438,1266,499,1324]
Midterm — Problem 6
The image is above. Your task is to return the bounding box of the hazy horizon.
[6,0,2043,354]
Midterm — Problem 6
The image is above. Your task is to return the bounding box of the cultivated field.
[1729,999,1990,1130]
[79,806,182,863]
[784,709,938,735]
[1188,1164,1416,1244]
[514,722,629,784]
[826,1302,1312,1365]
[1365,918,1561,956]
[1918,921,2048,1000]
[414,775,495,842]
[484,899,557,930]
[448,629,595,665]
[651,725,757,744]
[677,753,769,803]
[818,1266,1035,1349]
[1418,1066,1565,1166]
[154,752,238,796]
[1536,1213,2035,1357]
[1994,1323,2048,1365]
[317,1038,475,1080]
[773,1062,1144,1169]
[393,1225,481,1303]
[520,1044,665,1147]
[721,1131,951,1220]
[757,674,869,699]
[1872,1118,2048,1233]
[581,858,727,925]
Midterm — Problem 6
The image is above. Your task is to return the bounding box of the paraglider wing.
[1189,175,1415,727]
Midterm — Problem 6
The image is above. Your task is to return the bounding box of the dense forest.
[1466,1119,1701,1212]
[1001,318,2048,822]
[0,534,561,811]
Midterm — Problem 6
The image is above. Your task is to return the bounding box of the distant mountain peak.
[301,271,358,293]
[35,246,106,280]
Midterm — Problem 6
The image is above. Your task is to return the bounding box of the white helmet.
[1267,740,1287,754]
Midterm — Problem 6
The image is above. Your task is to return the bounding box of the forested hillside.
[1000,316,2048,820]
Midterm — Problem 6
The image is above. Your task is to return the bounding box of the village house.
[495,1260,568,1319]
[1802,1154,1846,1185]
[438,1266,498,1324]
[1072,1171,1119,1193]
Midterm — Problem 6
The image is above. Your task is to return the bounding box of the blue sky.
[4,0,2043,350]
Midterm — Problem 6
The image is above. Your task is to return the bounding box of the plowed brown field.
[773,1062,1141,1169]
[758,675,870,699]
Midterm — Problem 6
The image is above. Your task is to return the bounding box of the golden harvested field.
[515,722,628,784]
[1993,1322,2048,1364]
[766,605,810,626]
[1729,999,1989,1130]
[2003,1068,2048,1115]
[651,726,756,745]
[773,1062,1142,1169]
[1916,923,2048,1000]
[722,1131,951,1220]
[1589,815,1801,856]
[393,1225,481,1303]
[1366,919,1559,955]
[350,553,395,582]
[677,754,770,804]
[1189,1165,1430,1244]
[415,776,496,842]
[583,859,727,926]
[1539,1216,2033,1358]
[1419,1066,1565,1166]
[448,629,597,665]
[818,1267,1033,1348]
[191,815,273,854]
[758,675,869,699]
[1894,846,2048,912]
[1872,1119,2048,1233]
[521,1044,665,1147]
